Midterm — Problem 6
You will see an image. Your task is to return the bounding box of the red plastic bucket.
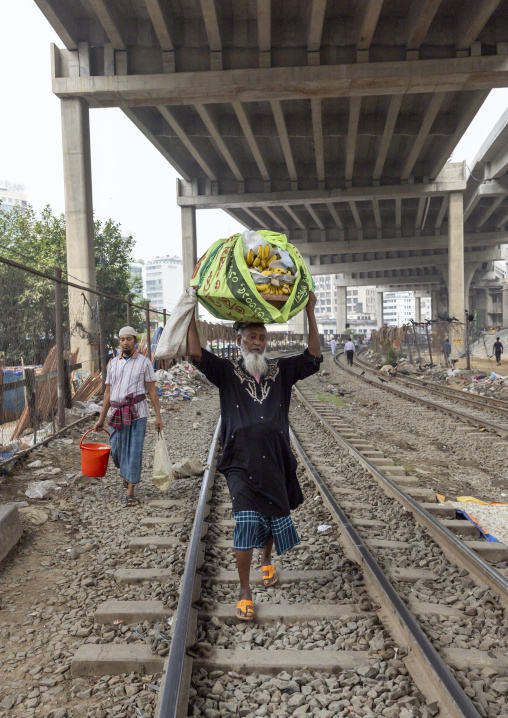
[80,428,111,477]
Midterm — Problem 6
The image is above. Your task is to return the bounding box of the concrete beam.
[356,0,384,51]
[177,163,467,208]
[284,205,306,230]
[406,0,442,51]
[372,95,403,180]
[305,203,325,230]
[345,97,361,182]
[336,274,442,287]
[372,199,382,237]
[194,104,243,181]
[159,107,218,181]
[257,0,271,67]
[430,95,489,180]
[88,0,128,51]
[244,207,270,230]
[457,0,503,50]
[307,0,327,55]
[490,143,508,178]
[401,92,446,180]
[291,231,507,255]
[270,100,298,186]
[52,55,508,107]
[475,195,505,228]
[434,195,449,232]
[233,102,269,182]
[311,99,325,185]
[477,179,508,196]
[348,201,363,233]
[34,0,78,50]
[144,0,176,52]
[326,202,345,239]
[310,249,503,275]
[200,0,223,69]
[122,106,191,181]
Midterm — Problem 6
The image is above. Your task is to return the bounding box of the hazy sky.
[2,0,508,264]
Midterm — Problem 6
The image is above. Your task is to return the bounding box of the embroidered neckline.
[232,359,279,404]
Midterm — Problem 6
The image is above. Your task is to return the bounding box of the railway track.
[68,370,508,718]
[339,352,508,439]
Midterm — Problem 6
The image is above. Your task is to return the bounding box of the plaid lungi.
[232,511,300,555]
[110,417,147,485]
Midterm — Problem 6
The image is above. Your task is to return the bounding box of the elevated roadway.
[34,0,508,346]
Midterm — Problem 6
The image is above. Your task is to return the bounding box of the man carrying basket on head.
[187,293,322,621]
[93,326,162,507]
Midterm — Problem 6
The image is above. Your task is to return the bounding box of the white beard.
[241,348,268,377]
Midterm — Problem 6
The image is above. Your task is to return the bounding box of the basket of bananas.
[190,229,314,324]
[245,242,297,303]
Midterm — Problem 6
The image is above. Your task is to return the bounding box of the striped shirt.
[105,350,156,420]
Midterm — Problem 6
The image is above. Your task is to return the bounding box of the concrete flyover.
[34,0,508,343]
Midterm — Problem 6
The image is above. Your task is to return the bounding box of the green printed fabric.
[190,231,314,324]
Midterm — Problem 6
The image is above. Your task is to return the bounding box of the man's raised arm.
[306,292,321,358]
[187,313,202,363]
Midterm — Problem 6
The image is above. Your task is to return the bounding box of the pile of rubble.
[154,361,210,400]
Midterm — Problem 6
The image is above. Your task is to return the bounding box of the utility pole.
[465,310,471,371]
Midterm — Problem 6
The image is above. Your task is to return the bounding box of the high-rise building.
[0,180,27,215]
[143,255,183,312]
[314,275,376,323]
[383,291,415,326]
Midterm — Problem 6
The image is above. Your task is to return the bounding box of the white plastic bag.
[152,431,173,493]
[25,480,62,499]
[155,287,198,360]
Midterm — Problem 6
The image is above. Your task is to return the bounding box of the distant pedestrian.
[493,337,504,365]
[93,327,162,507]
[329,337,337,356]
[344,339,355,367]
[444,338,451,362]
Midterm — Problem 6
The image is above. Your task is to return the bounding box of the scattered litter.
[19,507,49,525]
[27,460,42,468]
[172,457,207,479]
[25,480,62,499]
[317,525,332,532]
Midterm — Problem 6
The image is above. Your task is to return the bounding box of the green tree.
[0,204,143,365]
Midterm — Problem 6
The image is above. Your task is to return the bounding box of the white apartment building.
[0,180,27,215]
[383,292,415,326]
[143,255,183,313]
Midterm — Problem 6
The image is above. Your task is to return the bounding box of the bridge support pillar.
[448,192,465,342]
[502,283,508,329]
[336,286,347,335]
[181,207,197,288]
[376,291,383,328]
[61,97,97,374]
[414,296,421,323]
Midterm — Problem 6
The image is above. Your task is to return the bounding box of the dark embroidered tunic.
[195,348,322,517]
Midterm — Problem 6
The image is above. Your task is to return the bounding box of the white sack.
[155,287,198,360]
[152,431,173,493]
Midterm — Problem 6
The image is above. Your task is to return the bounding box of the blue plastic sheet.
[2,370,25,412]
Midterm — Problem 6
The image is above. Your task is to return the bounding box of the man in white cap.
[93,327,162,506]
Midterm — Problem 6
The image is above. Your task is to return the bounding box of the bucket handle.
[80,427,111,449]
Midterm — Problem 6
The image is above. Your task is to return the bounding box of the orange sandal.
[261,565,278,587]
[235,600,254,621]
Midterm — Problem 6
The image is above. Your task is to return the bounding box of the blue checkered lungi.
[110,417,147,485]
[232,511,300,555]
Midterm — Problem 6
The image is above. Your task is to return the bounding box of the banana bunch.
[256,283,293,295]
[245,241,295,298]
[246,244,279,270]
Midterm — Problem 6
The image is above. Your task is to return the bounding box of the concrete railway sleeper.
[72,413,508,718]
[290,391,508,718]
[342,353,508,439]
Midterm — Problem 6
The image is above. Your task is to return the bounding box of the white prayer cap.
[118,326,137,338]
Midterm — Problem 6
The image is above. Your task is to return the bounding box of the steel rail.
[293,385,508,608]
[156,418,221,718]
[289,427,482,718]
[355,353,508,415]
[337,353,508,437]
